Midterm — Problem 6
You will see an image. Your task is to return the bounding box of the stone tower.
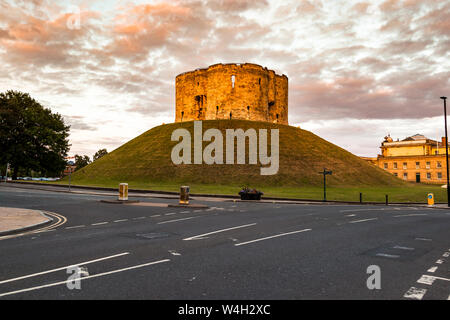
[175,63,288,124]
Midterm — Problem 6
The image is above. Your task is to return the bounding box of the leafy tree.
[0,90,70,179]
[74,155,91,171]
[93,148,108,161]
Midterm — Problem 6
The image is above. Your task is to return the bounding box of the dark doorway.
[416,173,421,183]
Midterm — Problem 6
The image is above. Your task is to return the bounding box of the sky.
[0,0,449,158]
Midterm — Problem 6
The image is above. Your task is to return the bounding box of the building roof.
[402,134,428,141]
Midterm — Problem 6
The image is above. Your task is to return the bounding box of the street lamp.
[441,97,449,207]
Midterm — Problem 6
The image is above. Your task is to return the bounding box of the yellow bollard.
[119,183,128,201]
[427,193,434,206]
[180,186,189,205]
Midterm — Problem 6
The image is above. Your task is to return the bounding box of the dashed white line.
[348,218,378,224]
[157,216,200,224]
[415,238,432,241]
[113,219,128,223]
[234,229,311,247]
[65,225,85,229]
[403,287,427,300]
[91,222,108,226]
[443,252,450,257]
[164,213,176,216]
[427,266,438,273]
[183,223,257,241]
[436,259,444,264]
[132,217,146,220]
[375,253,400,259]
[0,252,130,285]
[180,211,190,213]
[0,258,170,297]
[393,214,428,218]
[393,245,414,251]
[150,214,161,217]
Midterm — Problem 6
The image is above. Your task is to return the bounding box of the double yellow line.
[0,211,67,240]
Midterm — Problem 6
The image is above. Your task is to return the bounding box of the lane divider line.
[183,223,257,241]
[0,258,170,298]
[348,218,378,224]
[234,229,311,247]
[0,252,130,285]
[157,216,200,225]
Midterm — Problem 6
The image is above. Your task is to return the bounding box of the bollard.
[427,193,434,207]
[385,195,388,206]
[359,192,362,204]
[118,183,128,201]
[180,186,190,205]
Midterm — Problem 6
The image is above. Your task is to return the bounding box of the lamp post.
[441,96,449,207]
[319,168,333,202]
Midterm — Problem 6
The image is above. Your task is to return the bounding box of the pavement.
[0,183,448,300]
[0,207,52,235]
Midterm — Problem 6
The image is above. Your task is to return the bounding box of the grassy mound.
[68,120,405,189]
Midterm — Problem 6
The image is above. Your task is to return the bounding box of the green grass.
[45,178,445,203]
[53,119,443,203]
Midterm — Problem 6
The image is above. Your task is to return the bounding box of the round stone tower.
[175,63,288,124]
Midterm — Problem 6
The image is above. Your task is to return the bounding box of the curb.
[0,211,54,237]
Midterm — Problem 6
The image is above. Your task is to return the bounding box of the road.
[0,184,449,300]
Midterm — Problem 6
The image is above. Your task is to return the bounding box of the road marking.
[234,229,311,247]
[340,208,386,213]
[393,245,414,251]
[113,219,128,223]
[348,218,378,224]
[0,259,170,297]
[415,238,432,241]
[157,216,200,224]
[91,222,108,226]
[427,266,438,273]
[164,213,176,216]
[0,252,130,285]
[393,214,428,217]
[345,214,356,217]
[180,211,190,213]
[150,214,161,217]
[403,287,427,300]
[169,250,181,256]
[436,259,444,264]
[375,253,400,259]
[183,223,257,241]
[443,252,450,257]
[417,274,450,285]
[65,225,85,229]
[132,217,146,220]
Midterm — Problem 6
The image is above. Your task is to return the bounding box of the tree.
[0,90,70,179]
[93,148,108,161]
[74,155,91,171]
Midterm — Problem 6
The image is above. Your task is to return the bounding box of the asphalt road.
[0,184,449,300]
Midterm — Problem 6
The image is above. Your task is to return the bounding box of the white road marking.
[375,253,400,259]
[0,259,170,297]
[403,287,427,300]
[436,259,444,264]
[183,223,257,241]
[0,252,130,284]
[443,252,450,257]
[427,266,438,273]
[91,222,108,226]
[348,218,378,224]
[150,214,161,217]
[164,213,176,216]
[113,219,128,223]
[415,238,432,241]
[234,229,311,247]
[393,214,427,217]
[169,250,181,256]
[340,208,387,213]
[193,210,203,212]
[65,225,85,229]
[180,211,190,213]
[157,216,200,224]
[345,214,356,217]
[417,274,450,285]
[393,245,415,251]
[132,217,146,220]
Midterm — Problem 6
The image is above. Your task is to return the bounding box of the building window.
[403,162,407,169]
[427,173,431,180]
[231,75,235,88]
[393,162,397,169]
[435,151,439,155]
[394,173,398,177]
[403,173,408,180]
[426,161,430,169]
[438,172,442,179]
[415,162,420,169]
[384,163,388,169]
[437,161,442,168]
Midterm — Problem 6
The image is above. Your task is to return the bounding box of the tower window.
[247,106,250,111]
[231,75,235,88]
[230,112,232,119]
[276,114,279,119]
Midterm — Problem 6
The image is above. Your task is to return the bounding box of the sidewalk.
[0,207,53,236]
